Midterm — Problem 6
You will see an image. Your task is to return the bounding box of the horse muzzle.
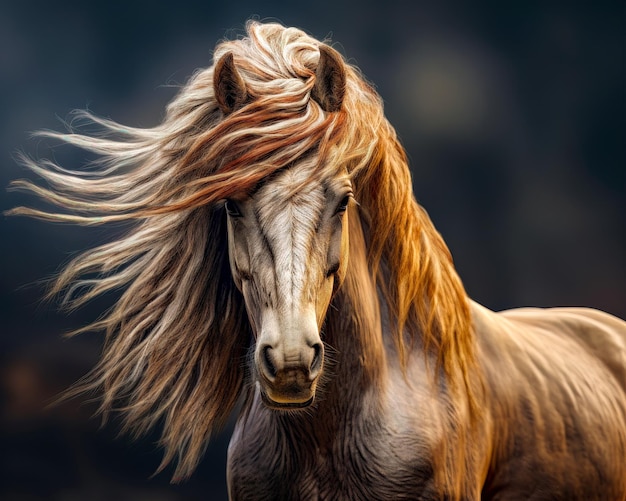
[255,342,323,410]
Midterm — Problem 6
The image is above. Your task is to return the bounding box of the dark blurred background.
[1,1,623,499]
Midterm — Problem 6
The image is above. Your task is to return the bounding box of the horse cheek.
[315,279,334,328]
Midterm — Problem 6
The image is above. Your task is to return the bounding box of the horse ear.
[214,52,248,115]
[311,45,346,112]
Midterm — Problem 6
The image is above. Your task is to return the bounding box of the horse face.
[225,164,352,409]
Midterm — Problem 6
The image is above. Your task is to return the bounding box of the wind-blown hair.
[10,21,474,480]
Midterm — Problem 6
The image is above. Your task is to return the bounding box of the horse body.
[10,21,626,500]
[228,302,626,500]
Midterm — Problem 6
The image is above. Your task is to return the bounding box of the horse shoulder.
[471,302,626,500]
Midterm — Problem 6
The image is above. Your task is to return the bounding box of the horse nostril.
[262,344,277,379]
[310,343,323,376]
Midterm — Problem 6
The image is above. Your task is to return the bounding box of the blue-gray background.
[1,1,623,499]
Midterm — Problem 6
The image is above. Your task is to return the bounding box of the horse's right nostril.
[261,344,277,379]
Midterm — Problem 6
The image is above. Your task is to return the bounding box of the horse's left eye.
[225,199,243,217]
[335,195,351,215]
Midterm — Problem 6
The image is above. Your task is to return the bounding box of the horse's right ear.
[214,52,247,115]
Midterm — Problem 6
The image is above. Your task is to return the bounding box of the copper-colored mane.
[9,22,474,483]
[15,22,624,501]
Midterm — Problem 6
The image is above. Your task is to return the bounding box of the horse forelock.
[10,20,479,488]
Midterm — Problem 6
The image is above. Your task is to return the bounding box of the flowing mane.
[11,21,473,485]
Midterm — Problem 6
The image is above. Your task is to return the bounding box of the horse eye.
[225,199,243,217]
[335,195,351,215]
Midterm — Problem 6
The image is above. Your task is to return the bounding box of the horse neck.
[317,211,389,416]
[324,291,387,404]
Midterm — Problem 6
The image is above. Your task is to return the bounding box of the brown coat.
[228,303,626,500]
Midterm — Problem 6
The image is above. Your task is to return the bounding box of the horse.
[9,21,626,500]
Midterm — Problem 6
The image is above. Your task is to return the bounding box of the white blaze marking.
[254,165,325,313]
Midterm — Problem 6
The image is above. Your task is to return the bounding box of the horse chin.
[259,387,315,411]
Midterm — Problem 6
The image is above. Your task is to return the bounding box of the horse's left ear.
[311,45,346,112]
[214,52,248,115]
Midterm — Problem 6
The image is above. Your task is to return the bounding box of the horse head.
[215,45,349,409]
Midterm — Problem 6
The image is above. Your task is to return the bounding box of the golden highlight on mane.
[9,21,476,481]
